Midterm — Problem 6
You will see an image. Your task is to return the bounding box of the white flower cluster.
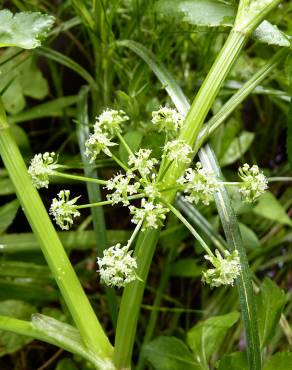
[85,131,117,160]
[49,190,80,230]
[238,163,268,202]
[128,148,158,178]
[28,152,59,189]
[151,106,184,136]
[97,244,137,288]
[129,198,169,230]
[85,109,128,162]
[94,109,129,136]
[202,249,241,287]
[163,139,193,165]
[105,173,140,206]
[178,162,218,205]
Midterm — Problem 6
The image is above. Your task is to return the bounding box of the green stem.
[164,201,217,256]
[111,153,129,172]
[77,193,146,209]
[114,229,160,369]
[53,171,107,185]
[161,31,246,190]
[0,100,112,359]
[117,132,134,157]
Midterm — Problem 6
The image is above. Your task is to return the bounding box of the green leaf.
[170,258,202,278]
[155,0,235,28]
[0,176,15,195]
[252,21,291,48]
[8,96,78,124]
[287,99,292,169]
[0,10,55,49]
[219,131,255,167]
[253,192,292,226]
[238,223,260,250]
[216,351,248,370]
[263,352,292,370]
[119,130,143,163]
[155,1,290,48]
[0,199,19,234]
[2,79,26,115]
[18,58,49,99]
[187,312,240,367]
[56,358,79,370]
[0,300,36,356]
[256,278,286,348]
[142,336,203,370]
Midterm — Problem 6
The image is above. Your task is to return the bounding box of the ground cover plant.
[0,0,292,369]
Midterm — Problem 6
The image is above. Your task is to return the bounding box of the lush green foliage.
[0,1,291,369]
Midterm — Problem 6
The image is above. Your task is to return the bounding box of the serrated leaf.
[263,352,292,370]
[253,21,290,47]
[155,0,235,28]
[256,278,286,348]
[219,131,255,167]
[187,312,240,367]
[253,192,292,226]
[142,336,203,370]
[0,10,55,49]
[216,351,248,370]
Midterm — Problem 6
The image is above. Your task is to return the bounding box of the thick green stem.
[0,100,112,359]
[161,31,246,192]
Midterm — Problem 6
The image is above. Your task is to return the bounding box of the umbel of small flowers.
[151,106,184,137]
[202,249,241,287]
[28,152,59,189]
[178,162,219,205]
[238,163,268,202]
[49,190,80,230]
[97,243,138,288]
[85,109,128,162]
[97,221,142,288]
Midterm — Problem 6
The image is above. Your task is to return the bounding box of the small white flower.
[85,130,117,161]
[94,109,129,136]
[28,152,59,189]
[106,173,140,206]
[177,162,218,205]
[163,139,193,165]
[143,183,161,200]
[238,163,268,202]
[129,199,168,230]
[97,244,137,288]
[202,249,241,287]
[128,148,158,178]
[152,106,184,136]
[49,190,80,230]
